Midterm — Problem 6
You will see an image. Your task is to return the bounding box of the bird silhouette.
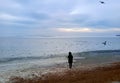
[99,1,105,4]
[102,41,107,45]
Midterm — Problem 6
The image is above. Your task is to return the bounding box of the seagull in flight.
[102,41,107,45]
[99,1,105,4]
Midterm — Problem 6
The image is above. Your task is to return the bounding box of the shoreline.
[6,61,120,83]
[0,57,120,83]
[0,49,120,83]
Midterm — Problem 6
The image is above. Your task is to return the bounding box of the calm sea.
[0,37,120,71]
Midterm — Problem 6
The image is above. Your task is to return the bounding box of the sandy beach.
[5,61,120,83]
[0,50,119,83]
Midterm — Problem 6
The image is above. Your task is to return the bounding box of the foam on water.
[0,49,120,83]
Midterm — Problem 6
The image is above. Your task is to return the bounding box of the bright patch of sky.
[0,0,120,37]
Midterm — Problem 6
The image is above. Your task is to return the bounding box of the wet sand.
[6,62,120,83]
[1,50,120,83]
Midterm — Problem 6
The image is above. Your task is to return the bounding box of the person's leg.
[69,63,72,69]
[68,63,70,68]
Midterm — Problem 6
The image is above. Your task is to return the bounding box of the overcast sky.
[0,0,120,37]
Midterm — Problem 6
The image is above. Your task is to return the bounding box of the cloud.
[0,13,27,21]
[0,13,38,27]
[0,13,18,21]
[57,28,120,33]
[0,0,120,37]
[0,0,21,8]
[58,28,91,32]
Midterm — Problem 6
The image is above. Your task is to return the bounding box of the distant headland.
[116,35,120,36]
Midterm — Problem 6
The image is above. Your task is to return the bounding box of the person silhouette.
[68,52,73,69]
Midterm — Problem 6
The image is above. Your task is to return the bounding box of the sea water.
[0,37,120,82]
[0,37,120,69]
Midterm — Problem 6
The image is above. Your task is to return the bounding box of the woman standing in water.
[68,52,73,69]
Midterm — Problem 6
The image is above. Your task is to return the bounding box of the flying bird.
[102,41,107,45]
[99,1,105,4]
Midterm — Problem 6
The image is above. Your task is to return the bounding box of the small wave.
[1,50,120,64]
[75,49,120,56]
[84,50,120,53]
[0,55,59,64]
[74,57,86,60]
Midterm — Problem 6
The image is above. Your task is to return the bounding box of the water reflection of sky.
[0,37,120,58]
